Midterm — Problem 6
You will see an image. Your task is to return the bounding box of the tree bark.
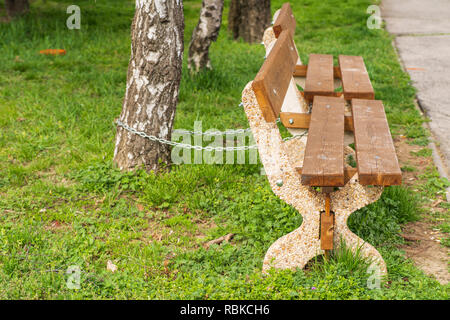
[5,0,29,17]
[114,0,184,173]
[228,0,271,43]
[188,0,224,72]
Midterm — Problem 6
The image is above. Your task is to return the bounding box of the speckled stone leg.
[242,83,387,275]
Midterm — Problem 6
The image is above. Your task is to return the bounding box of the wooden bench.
[272,3,375,102]
[242,4,401,274]
[255,32,401,188]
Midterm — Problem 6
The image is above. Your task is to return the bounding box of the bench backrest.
[273,3,296,38]
[252,30,298,122]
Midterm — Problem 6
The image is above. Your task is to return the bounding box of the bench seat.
[301,96,345,186]
[352,99,402,185]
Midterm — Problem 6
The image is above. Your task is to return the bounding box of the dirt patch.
[35,167,76,188]
[394,136,449,285]
[44,220,72,232]
[394,136,433,187]
[138,208,218,249]
[400,221,449,284]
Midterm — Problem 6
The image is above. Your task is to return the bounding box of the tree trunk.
[188,0,224,72]
[114,0,184,173]
[228,0,271,43]
[5,0,29,17]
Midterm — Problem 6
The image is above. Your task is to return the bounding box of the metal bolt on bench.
[243,3,402,275]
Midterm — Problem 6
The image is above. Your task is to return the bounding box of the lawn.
[0,0,448,299]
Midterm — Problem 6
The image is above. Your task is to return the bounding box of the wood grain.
[304,54,335,101]
[297,166,357,185]
[280,111,354,131]
[351,99,402,185]
[320,193,334,251]
[273,3,296,38]
[301,96,345,186]
[252,30,298,122]
[339,55,374,100]
[293,64,308,77]
[294,65,342,78]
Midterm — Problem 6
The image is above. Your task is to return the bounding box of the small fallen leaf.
[406,67,426,71]
[432,199,443,207]
[39,49,66,56]
[51,221,61,228]
[204,233,235,249]
[107,260,118,273]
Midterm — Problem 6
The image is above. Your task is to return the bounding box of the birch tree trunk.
[114,0,184,172]
[5,0,29,17]
[188,0,224,72]
[228,0,271,43]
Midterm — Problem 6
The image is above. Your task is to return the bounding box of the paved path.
[382,0,450,179]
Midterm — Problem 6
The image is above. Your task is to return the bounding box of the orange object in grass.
[39,49,66,56]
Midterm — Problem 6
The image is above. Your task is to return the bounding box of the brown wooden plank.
[252,30,298,122]
[294,65,342,78]
[273,3,296,38]
[297,166,357,185]
[338,55,374,100]
[321,213,334,250]
[320,194,334,251]
[280,112,311,128]
[343,166,358,184]
[352,99,402,185]
[301,96,345,186]
[280,112,354,131]
[304,54,335,102]
[293,64,307,77]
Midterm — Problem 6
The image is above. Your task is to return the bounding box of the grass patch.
[411,148,433,158]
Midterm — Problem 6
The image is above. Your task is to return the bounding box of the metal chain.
[174,104,280,136]
[283,131,308,141]
[174,128,252,136]
[116,118,307,151]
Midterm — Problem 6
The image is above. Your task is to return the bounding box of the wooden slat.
[273,3,296,38]
[281,112,311,128]
[297,166,357,185]
[280,112,354,131]
[320,213,334,250]
[252,30,298,122]
[293,64,308,77]
[352,99,401,185]
[294,65,342,78]
[301,96,345,186]
[320,194,334,251]
[339,55,374,100]
[304,54,335,101]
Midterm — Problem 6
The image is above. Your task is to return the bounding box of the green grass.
[0,0,448,299]
[411,148,433,158]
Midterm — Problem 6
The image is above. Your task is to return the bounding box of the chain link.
[115,119,307,151]
[174,128,252,136]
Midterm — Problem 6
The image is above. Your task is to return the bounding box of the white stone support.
[242,82,387,275]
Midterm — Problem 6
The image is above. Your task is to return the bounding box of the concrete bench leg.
[242,82,387,276]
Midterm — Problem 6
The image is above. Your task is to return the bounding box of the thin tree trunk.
[228,0,271,43]
[5,0,29,17]
[114,0,184,173]
[188,0,224,72]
